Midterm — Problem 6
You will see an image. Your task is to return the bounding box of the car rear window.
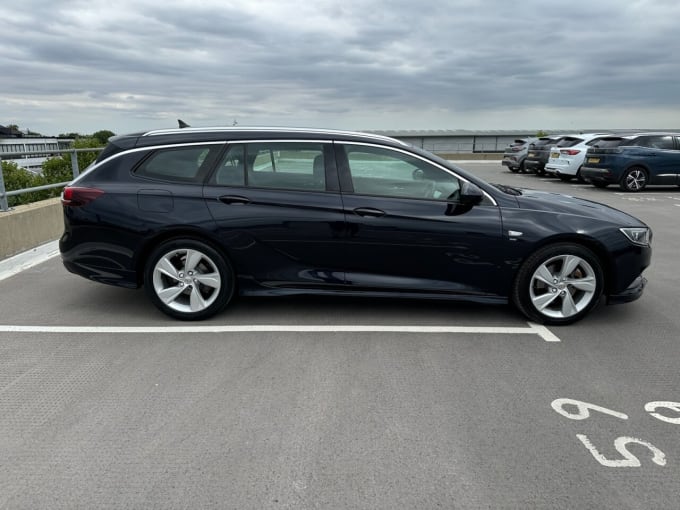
[530,138,556,148]
[555,137,582,147]
[592,137,627,148]
[135,145,217,183]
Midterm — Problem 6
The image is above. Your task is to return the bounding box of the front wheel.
[144,239,235,320]
[513,244,604,325]
[620,166,647,192]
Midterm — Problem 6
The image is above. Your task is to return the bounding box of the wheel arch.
[623,161,651,176]
[134,228,234,287]
[514,234,614,295]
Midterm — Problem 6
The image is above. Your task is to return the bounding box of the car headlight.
[620,227,652,246]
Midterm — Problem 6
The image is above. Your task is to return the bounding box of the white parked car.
[545,133,611,181]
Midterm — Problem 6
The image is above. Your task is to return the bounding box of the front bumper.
[607,276,647,304]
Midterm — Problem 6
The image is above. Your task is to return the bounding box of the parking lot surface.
[1,162,679,509]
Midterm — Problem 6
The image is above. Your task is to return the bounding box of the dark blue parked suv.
[581,133,680,191]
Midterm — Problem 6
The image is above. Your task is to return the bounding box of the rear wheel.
[144,239,235,320]
[576,167,586,183]
[620,166,647,192]
[513,243,604,325]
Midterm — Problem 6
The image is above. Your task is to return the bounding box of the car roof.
[98,126,410,163]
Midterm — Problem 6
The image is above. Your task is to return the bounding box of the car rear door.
[636,135,677,184]
[203,141,347,289]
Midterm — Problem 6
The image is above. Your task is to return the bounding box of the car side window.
[343,145,460,201]
[135,146,215,183]
[211,144,245,186]
[245,143,326,191]
[638,136,674,150]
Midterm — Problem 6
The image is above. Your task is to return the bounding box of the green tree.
[39,137,102,195]
[91,130,116,145]
[1,161,50,207]
[72,137,103,171]
[41,156,73,199]
[536,130,550,137]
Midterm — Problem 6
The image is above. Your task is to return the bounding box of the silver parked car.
[502,138,536,173]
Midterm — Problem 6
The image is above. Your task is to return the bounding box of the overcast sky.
[2,0,679,136]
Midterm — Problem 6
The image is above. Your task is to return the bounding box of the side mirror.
[459,181,484,207]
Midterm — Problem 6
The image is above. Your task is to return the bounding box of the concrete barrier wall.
[0,198,63,259]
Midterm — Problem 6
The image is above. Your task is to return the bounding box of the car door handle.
[352,207,386,217]
[218,195,251,205]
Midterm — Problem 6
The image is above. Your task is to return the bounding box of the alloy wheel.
[152,248,222,314]
[528,254,597,320]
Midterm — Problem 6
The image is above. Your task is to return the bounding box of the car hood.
[513,189,644,226]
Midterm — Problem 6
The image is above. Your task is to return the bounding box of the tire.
[144,238,235,320]
[509,166,520,173]
[592,181,608,189]
[512,243,604,325]
[576,167,586,183]
[535,167,546,176]
[619,166,647,192]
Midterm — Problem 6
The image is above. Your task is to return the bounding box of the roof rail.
[141,126,408,146]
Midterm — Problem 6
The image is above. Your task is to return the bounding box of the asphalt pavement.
[0,162,678,509]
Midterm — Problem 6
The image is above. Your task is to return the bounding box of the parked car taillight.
[61,187,104,207]
[561,149,581,156]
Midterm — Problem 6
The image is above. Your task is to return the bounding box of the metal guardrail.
[0,147,103,212]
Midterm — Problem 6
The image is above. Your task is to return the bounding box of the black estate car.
[581,133,680,191]
[60,127,651,324]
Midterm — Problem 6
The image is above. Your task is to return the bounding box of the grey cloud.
[1,0,679,134]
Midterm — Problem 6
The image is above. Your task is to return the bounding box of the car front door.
[203,141,347,289]
[335,142,506,298]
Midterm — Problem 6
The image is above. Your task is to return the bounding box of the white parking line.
[0,322,561,342]
[0,240,60,281]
